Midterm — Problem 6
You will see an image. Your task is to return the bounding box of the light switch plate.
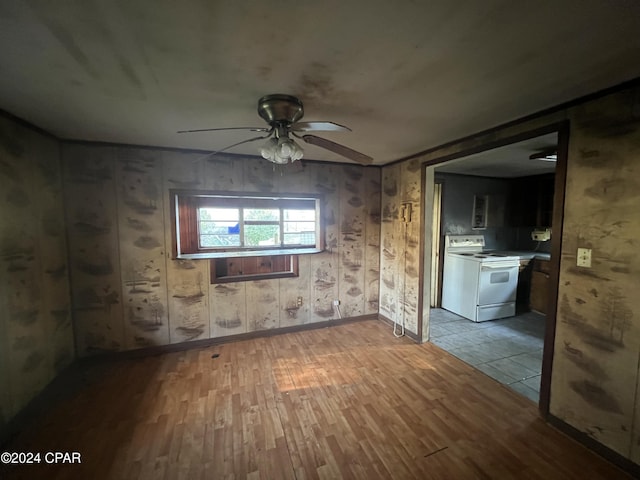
[577,248,592,268]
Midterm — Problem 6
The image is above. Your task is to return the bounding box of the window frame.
[171,190,325,259]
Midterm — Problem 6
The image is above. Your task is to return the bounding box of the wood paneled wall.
[380,84,640,465]
[379,159,421,334]
[0,116,74,442]
[62,146,381,355]
[550,89,640,460]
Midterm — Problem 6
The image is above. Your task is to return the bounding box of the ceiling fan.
[178,94,373,165]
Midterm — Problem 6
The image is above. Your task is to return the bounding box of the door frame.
[419,121,569,417]
[430,181,443,308]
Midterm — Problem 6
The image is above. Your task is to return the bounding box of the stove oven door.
[477,261,519,306]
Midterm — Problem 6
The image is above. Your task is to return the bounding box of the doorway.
[421,125,568,413]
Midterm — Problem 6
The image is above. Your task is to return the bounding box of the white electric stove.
[441,235,520,322]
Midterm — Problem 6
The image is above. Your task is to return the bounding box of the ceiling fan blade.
[177,126,269,134]
[302,135,373,165]
[292,121,351,133]
[200,133,272,160]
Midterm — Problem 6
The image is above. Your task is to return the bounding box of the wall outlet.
[332,299,340,306]
[296,296,303,307]
[577,247,592,268]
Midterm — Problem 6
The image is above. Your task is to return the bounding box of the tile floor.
[429,308,546,403]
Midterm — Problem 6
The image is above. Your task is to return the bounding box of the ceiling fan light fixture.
[277,137,303,161]
[273,151,292,164]
[529,149,557,162]
[260,136,303,163]
[260,137,278,161]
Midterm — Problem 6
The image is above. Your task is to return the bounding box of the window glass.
[244,208,279,221]
[283,209,315,221]
[282,209,316,245]
[245,224,280,246]
[198,208,240,247]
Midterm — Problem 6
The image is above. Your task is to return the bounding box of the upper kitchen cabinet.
[509,174,555,227]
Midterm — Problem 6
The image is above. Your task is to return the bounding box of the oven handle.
[480,262,519,270]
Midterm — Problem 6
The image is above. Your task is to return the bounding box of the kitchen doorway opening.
[421,123,568,414]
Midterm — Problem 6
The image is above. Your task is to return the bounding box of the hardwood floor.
[1,320,630,479]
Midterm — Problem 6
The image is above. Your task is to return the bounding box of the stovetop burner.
[444,235,521,263]
[450,251,520,263]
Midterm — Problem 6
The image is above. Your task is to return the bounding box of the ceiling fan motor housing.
[258,94,304,125]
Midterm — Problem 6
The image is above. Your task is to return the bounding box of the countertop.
[490,250,551,261]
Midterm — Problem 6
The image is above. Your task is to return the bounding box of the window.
[171,190,324,259]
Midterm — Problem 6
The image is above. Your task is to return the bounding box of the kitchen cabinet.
[509,174,555,227]
[529,258,550,314]
[515,259,532,308]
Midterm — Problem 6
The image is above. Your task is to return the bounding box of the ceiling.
[1,1,640,166]
[435,132,558,178]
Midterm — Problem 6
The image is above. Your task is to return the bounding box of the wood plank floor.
[1,320,630,479]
